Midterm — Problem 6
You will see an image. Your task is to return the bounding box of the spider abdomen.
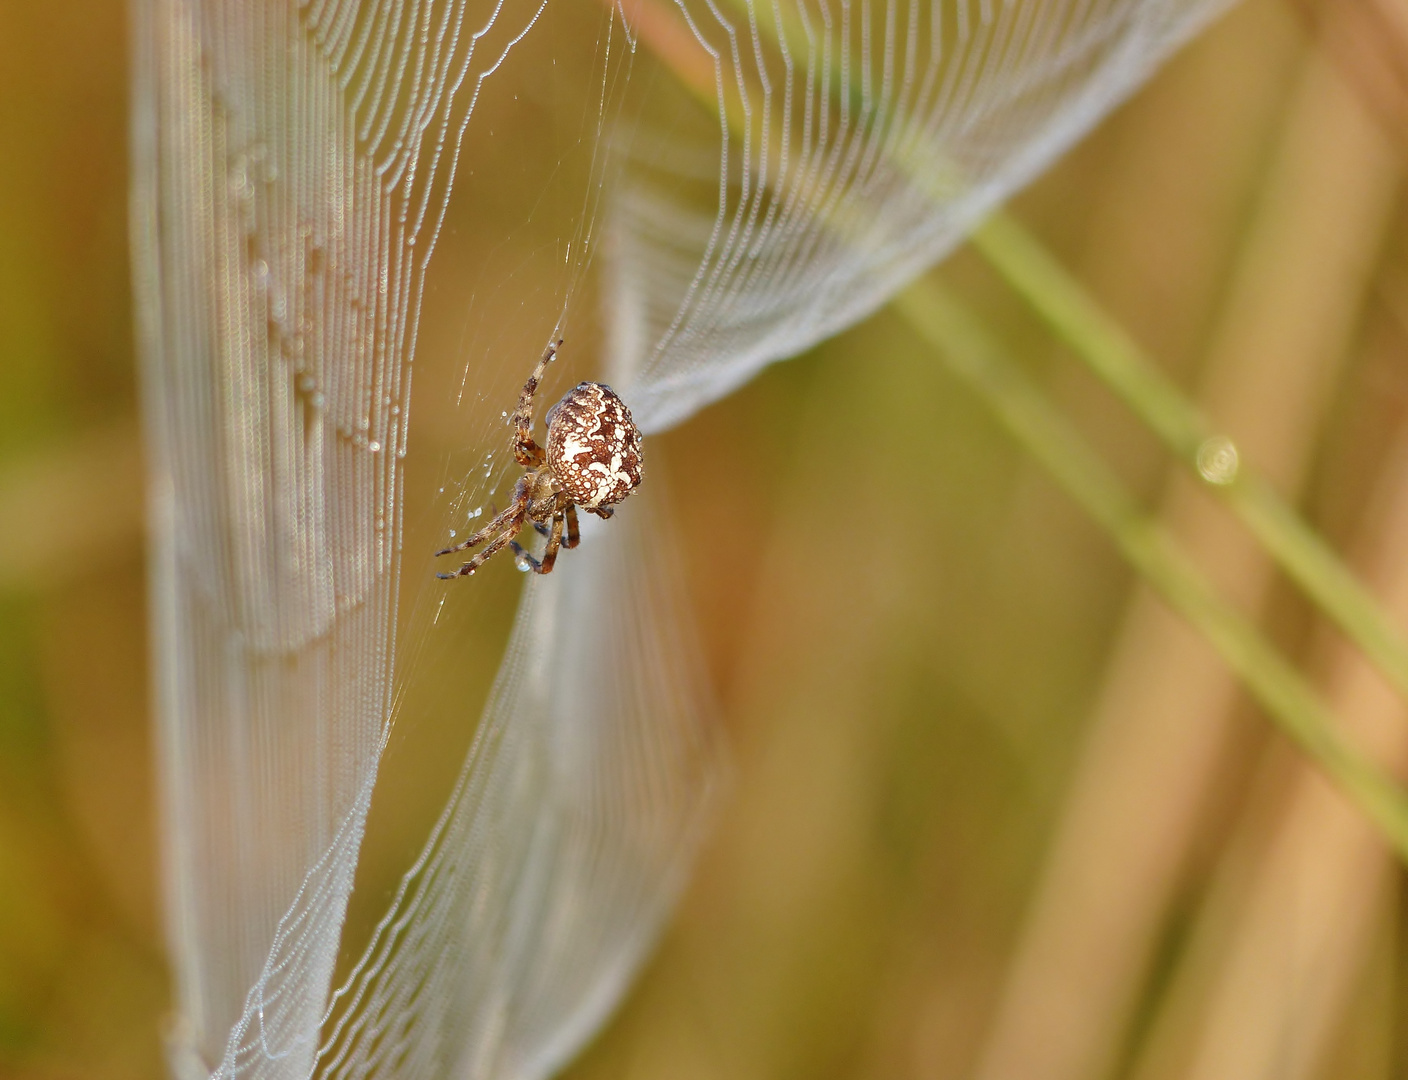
[545,381,644,507]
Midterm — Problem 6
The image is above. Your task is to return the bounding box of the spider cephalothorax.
[435,340,644,579]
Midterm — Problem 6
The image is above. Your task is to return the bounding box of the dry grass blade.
[1129,415,1408,1080]
[970,38,1399,1080]
[1292,0,1408,155]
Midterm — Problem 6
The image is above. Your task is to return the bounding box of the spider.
[435,340,644,579]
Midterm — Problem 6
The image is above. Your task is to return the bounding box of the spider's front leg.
[435,478,529,555]
[434,478,530,578]
[511,510,565,575]
[510,339,562,467]
[438,528,522,579]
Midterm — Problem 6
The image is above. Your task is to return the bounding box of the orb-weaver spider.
[435,341,644,578]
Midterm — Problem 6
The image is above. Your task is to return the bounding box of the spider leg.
[434,482,532,581]
[510,510,565,574]
[585,505,614,520]
[434,479,529,556]
[437,523,524,579]
[532,494,572,543]
[511,339,561,467]
[434,512,512,557]
[562,503,580,549]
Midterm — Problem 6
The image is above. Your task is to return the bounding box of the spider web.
[130,1,1231,1078]
[611,0,1233,431]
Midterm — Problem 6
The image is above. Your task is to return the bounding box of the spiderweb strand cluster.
[614,0,1232,433]
[319,495,723,1080]
[133,0,551,1074]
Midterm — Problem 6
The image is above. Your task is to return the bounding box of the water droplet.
[515,555,531,572]
[1197,436,1239,486]
[310,392,324,409]
[438,487,445,494]
[448,529,457,538]
[252,258,269,281]
[369,440,381,453]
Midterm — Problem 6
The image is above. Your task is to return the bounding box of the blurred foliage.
[0,3,166,1079]
[5,0,1408,1078]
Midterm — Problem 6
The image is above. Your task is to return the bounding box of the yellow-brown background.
[3,1,1407,1078]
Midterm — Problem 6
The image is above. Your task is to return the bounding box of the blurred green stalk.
[660,0,1408,712]
[616,0,1408,853]
[972,211,1408,705]
[894,278,1408,860]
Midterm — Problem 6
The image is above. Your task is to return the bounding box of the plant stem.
[615,0,1408,853]
[893,277,1408,860]
[971,210,1408,704]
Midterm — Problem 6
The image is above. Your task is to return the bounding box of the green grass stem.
[894,277,1408,860]
[616,0,1408,856]
[971,211,1408,705]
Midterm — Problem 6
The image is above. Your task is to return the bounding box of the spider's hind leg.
[511,511,565,575]
[534,504,578,547]
[563,503,580,549]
